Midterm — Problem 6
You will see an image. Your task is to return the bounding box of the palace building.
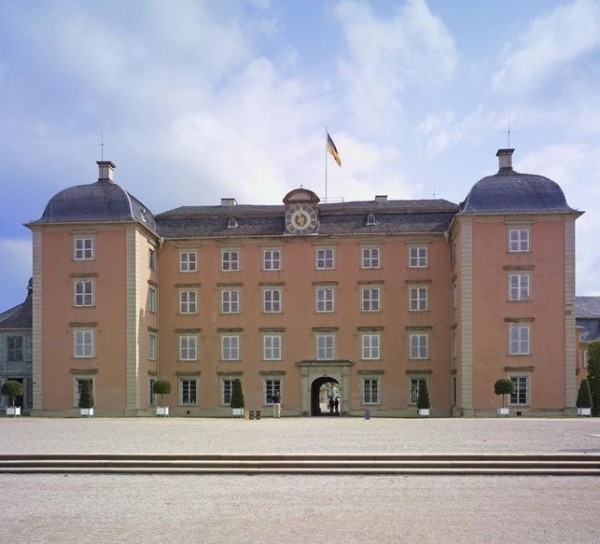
[18,148,584,417]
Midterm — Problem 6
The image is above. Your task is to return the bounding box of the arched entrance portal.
[311,377,340,416]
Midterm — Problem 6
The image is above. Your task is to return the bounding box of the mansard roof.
[0,281,32,330]
[576,296,600,343]
[154,199,458,239]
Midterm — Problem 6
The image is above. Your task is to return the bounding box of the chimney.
[221,198,237,207]
[97,161,116,183]
[496,149,514,172]
[375,195,388,204]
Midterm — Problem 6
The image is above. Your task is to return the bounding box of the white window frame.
[263,334,282,361]
[509,274,530,301]
[316,248,335,270]
[149,247,156,271]
[221,249,240,271]
[409,333,428,360]
[409,377,427,404]
[179,290,198,314]
[74,279,94,307]
[7,336,23,362]
[510,376,529,406]
[74,237,94,260]
[409,247,428,268]
[221,335,240,361]
[316,334,335,360]
[361,287,380,312]
[179,379,197,405]
[361,247,380,269]
[361,333,380,360]
[316,287,335,313]
[149,378,156,406]
[263,288,282,313]
[509,325,530,355]
[74,377,95,407]
[409,286,428,312]
[362,378,380,405]
[263,249,281,271]
[148,287,157,314]
[180,251,198,272]
[149,332,157,361]
[508,228,530,253]
[221,289,240,314]
[221,378,235,406]
[73,329,94,358]
[264,379,282,405]
[179,335,198,361]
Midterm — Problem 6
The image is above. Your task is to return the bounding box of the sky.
[1,0,600,311]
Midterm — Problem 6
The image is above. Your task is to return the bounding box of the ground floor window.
[180,379,197,405]
[510,376,529,406]
[149,378,156,406]
[362,378,380,404]
[409,377,427,404]
[264,379,282,404]
[73,377,95,407]
[221,378,235,406]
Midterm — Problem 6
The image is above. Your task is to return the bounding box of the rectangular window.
[74,329,94,358]
[221,289,240,313]
[316,287,335,313]
[316,248,335,269]
[263,334,282,361]
[149,248,156,271]
[74,378,94,407]
[148,333,157,361]
[409,333,428,360]
[509,325,530,355]
[180,251,198,272]
[361,247,380,269]
[409,286,428,311]
[510,376,529,405]
[316,334,335,360]
[265,379,282,405]
[222,335,240,361]
[179,290,198,314]
[7,336,23,362]
[361,287,380,312]
[362,378,380,404]
[409,247,428,268]
[362,334,380,360]
[410,378,426,404]
[263,249,281,271]
[180,379,197,405]
[509,274,530,301]
[179,335,197,361]
[508,228,530,252]
[263,288,282,313]
[74,237,94,260]
[221,379,234,405]
[222,250,240,271]
[74,279,94,307]
[149,378,156,406]
[148,287,157,314]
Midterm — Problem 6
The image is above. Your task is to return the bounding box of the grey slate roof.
[154,199,459,239]
[0,284,32,330]
[576,296,600,343]
[459,169,578,215]
[30,181,157,232]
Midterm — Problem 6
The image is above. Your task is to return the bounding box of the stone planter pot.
[6,406,21,417]
[80,407,94,417]
[577,407,592,416]
[156,406,169,417]
[497,407,509,417]
[232,407,244,418]
[418,408,430,418]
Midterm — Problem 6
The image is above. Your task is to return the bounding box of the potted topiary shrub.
[2,380,23,417]
[494,378,514,416]
[417,380,431,417]
[153,379,171,417]
[576,379,592,416]
[78,379,94,417]
[230,378,245,418]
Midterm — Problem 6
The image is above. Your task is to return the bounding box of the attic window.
[366,213,377,226]
[140,208,147,223]
[227,218,239,229]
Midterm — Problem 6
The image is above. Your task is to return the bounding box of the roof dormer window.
[227,217,239,229]
[366,213,377,226]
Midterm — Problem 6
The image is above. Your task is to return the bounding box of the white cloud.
[493,0,600,93]
[334,0,457,135]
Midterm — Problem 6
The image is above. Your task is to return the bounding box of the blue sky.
[1,0,600,310]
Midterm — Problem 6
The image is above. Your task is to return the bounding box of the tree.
[230,378,244,409]
[586,341,600,416]
[576,379,592,409]
[78,380,94,409]
[417,380,431,410]
[494,378,514,408]
[1,381,23,408]
[152,380,171,407]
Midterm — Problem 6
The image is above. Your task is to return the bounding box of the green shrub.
[78,380,94,409]
[1,381,23,407]
[417,380,431,410]
[494,378,514,408]
[576,379,592,409]
[152,380,172,407]
[230,378,244,409]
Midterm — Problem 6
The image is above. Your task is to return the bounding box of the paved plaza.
[2,417,600,543]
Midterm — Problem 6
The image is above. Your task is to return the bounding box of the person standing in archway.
[334,397,339,415]
[272,390,281,418]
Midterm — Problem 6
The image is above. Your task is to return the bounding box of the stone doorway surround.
[296,360,353,416]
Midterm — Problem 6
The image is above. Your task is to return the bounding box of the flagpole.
[324,126,328,203]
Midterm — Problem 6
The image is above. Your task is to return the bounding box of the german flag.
[326,133,342,167]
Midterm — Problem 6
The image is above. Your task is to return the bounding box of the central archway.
[311,376,340,416]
